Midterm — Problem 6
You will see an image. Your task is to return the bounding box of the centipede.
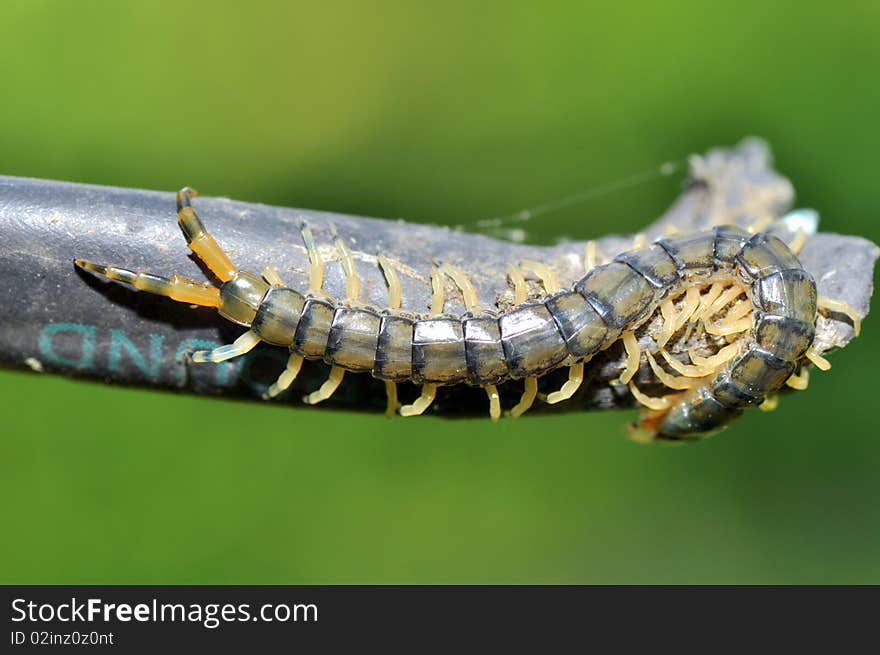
[73,182,864,443]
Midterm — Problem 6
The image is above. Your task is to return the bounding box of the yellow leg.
[262,265,285,286]
[706,284,745,318]
[786,367,810,390]
[789,229,807,255]
[191,330,261,363]
[656,297,678,349]
[759,395,779,412]
[263,353,304,399]
[693,283,724,322]
[626,422,658,444]
[378,254,402,310]
[300,223,325,295]
[546,362,585,404]
[510,376,538,418]
[646,351,698,390]
[484,385,501,422]
[818,296,862,337]
[660,349,713,378]
[399,383,438,417]
[519,260,560,295]
[439,262,479,311]
[721,299,754,322]
[584,241,599,272]
[619,330,641,384]
[332,228,360,301]
[674,286,702,330]
[747,215,774,234]
[384,381,401,418]
[507,264,528,304]
[176,187,237,282]
[73,260,220,307]
[705,300,753,336]
[705,318,752,337]
[430,266,446,315]
[682,319,706,343]
[805,348,831,371]
[303,365,346,405]
[681,313,698,345]
[628,381,672,411]
[687,343,740,370]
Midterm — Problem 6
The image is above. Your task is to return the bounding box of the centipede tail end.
[73,258,221,307]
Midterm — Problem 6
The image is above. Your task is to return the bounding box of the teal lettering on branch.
[38,323,97,371]
[109,329,165,381]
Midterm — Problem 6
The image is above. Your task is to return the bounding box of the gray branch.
[1,137,876,415]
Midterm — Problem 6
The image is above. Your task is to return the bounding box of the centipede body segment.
[74,184,865,443]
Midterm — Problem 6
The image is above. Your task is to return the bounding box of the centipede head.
[627,387,738,444]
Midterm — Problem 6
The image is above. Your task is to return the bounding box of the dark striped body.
[222,225,816,439]
[652,228,816,438]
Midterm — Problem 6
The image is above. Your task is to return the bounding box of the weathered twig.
[0,138,876,414]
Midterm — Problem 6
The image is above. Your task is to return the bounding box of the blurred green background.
[1,1,878,583]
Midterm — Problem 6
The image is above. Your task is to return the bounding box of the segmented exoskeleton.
[74,187,862,442]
